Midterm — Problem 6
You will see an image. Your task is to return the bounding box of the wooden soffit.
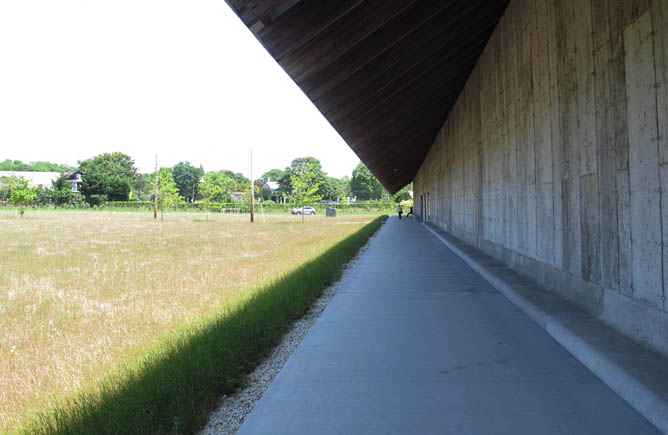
[225,0,509,193]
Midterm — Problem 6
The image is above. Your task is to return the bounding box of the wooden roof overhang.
[225,0,509,193]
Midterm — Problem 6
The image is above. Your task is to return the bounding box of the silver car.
[292,206,316,215]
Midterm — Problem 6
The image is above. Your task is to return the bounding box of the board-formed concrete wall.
[413,0,668,356]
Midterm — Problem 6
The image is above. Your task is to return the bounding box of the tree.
[320,176,350,201]
[291,162,323,222]
[200,177,221,220]
[153,168,183,220]
[257,168,285,201]
[214,170,248,187]
[277,170,294,198]
[203,172,236,198]
[0,160,31,171]
[257,183,272,201]
[350,162,383,200]
[206,170,248,193]
[290,157,324,173]
[35,186,51,206]
[50,173,76,206]
[199,172,234,219]
[319,177,337,201]
[0,175,18,202]
[79,152,138,205]
[0,159,72,172]
[339,175,352,199]
[172,161,204,202]
[130,173,155,201]
[392,182,413,203]
[9,177,37,217]
[278,157,328,200]
[260,168,285,183]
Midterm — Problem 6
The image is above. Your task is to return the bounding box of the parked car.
[291,206,316,215]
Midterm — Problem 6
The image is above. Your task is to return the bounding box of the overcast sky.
[0,1,361,179]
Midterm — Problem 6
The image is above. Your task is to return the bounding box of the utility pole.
[154,154,158,220]
[250,148,255,223]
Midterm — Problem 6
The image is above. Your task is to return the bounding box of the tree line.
[0,153,412,211]
[0,159,72,172]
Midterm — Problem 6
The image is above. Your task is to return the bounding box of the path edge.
[422,222,668,435]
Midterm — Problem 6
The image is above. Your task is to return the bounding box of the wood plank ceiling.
[225,0,509,193]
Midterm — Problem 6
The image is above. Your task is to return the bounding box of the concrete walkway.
[238,217,660,434]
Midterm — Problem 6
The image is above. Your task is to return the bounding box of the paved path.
[238,217,659,434]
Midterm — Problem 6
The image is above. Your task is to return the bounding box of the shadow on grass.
[25,216,388,435]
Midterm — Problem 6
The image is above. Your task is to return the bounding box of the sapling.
[9,177,37,218]
[152,168,183,220]
[291,163,323,223]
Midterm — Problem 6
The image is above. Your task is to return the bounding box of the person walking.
[397,204,403,220]
[406,206,413,217]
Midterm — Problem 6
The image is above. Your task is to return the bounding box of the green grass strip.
[22,216,388,435]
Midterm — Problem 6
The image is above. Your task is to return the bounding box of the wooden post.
[154,154,158,220]
[250,148,255,223]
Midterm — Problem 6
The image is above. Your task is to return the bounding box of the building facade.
[414,0,668,357]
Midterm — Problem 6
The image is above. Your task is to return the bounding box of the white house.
[65,170,83,193]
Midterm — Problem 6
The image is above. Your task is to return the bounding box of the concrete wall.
[413,0,668,356]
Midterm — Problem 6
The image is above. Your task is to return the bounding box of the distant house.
[65,170,83,193]
[265,178,280,193]
[0,171,60,189]
[263,177,281,202]
[229,191,244,202]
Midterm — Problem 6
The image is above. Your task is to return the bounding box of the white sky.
[0,1,361,179]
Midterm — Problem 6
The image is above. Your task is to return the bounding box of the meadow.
[0,210,383,432]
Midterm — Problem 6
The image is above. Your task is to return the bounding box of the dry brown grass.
[0,210,374,430]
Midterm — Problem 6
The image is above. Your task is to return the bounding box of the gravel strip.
[199,227,379,435]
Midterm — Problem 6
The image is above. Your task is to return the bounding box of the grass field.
[0,210,383,432]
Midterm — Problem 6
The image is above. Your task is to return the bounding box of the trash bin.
[326,207,336,217]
